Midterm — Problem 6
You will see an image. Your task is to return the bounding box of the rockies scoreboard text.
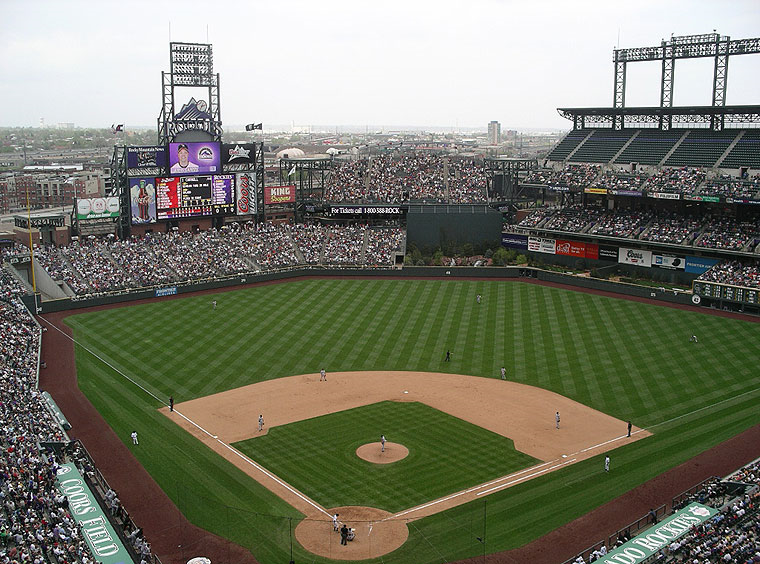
[155,174,235,220]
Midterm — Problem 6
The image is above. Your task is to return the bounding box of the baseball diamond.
[40,276,760,564]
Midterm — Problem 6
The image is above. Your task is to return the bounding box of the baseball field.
[55,278,760,564]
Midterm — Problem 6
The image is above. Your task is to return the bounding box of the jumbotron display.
[155,174,235,220]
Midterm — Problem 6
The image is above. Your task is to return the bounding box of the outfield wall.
[24,266,696,315]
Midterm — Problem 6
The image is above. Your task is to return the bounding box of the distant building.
[488,121,501,145]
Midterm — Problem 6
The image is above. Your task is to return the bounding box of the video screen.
[155,175,235,220]
[168,142,221,175]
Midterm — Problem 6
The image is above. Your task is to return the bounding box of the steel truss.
[611,33,760,130]
[157,42,222,145]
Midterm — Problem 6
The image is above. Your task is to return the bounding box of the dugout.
[406,204,502,251]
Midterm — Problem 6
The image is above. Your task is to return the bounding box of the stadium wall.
[23,266,695,314]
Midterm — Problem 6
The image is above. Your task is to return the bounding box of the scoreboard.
[155,174,235,220]
[692,281,759,305]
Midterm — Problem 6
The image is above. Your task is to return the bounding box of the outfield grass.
[65,279,760,563]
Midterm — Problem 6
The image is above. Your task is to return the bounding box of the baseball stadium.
[2,33,760,564]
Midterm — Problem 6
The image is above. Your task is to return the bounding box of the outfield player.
[131,430,139,445]
[381,434,386,452]
[555,411,560,429]
[445,350,451,362]
[690,334,698,343]
[258,414,264,432]
[212,300,217,310]
[476,294,481,304]
[604,455,610,472]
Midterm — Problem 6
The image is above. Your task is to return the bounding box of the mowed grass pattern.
[234,401,538,513]
[65,279,760,564]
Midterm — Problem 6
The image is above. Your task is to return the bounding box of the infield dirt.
[164,370,648,558]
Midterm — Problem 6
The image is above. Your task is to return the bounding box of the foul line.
[40,316,329,518]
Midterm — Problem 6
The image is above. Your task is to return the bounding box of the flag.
[111,124,124,134]
[288,165,297,177]
[245,123,263,131]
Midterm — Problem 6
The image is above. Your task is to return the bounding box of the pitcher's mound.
[356,442,409,464]
[295,506,408,560]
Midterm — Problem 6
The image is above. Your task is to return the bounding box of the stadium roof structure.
[558,105,760,131]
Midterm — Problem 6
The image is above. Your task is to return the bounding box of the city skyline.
[2,0,759,131]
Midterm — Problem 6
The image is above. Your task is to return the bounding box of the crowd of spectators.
[698,261,760,289]
[588,209,653,238]
[643,167,707,194]
[695,217,760,252]
[638,214,703,245]
[0,269,103,564]
[569,458,760,564]
[539,205,605,233]
[523,164,601,189]
[18,223,407,297]
[324,155,487,204]
[700,175,760,201]
[513,206,760,253]
[591,170,650,192]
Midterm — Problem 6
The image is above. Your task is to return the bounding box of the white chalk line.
[40,316,330,518]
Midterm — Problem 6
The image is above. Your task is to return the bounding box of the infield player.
[320,368,327,381]
[381,434,386,452]
[258,414,264,432]
[500,366,506,380]
[555,411,560,429]
[332,513,340,531]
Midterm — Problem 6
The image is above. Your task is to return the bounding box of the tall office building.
[488,121,501,145]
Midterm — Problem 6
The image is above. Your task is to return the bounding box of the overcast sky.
[2,0,758,132]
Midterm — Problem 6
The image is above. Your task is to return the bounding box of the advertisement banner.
[609,189,643,197]
[236,172,257,215]
[652,254,685,269]
[222,143,257,165]
[127,146,166,169]
[584,187,608,195]
[726,197,760,205]
[555,239,586,257]
[597,503,717,564]
[168,142,221,175]
[685,256,720,274]
[76,197,120,221]
[528,237,556,254]
[329,205,404,215]
[619,247,652,267]
[264,185,296,205]
[501,233,528,250]
[684,194,720,203]
[129,178,157,225]
[585,242,599,260]
[55,463,131,564]
[598,245,618,260]
[156,286,178,297]
[650,191,681,200]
